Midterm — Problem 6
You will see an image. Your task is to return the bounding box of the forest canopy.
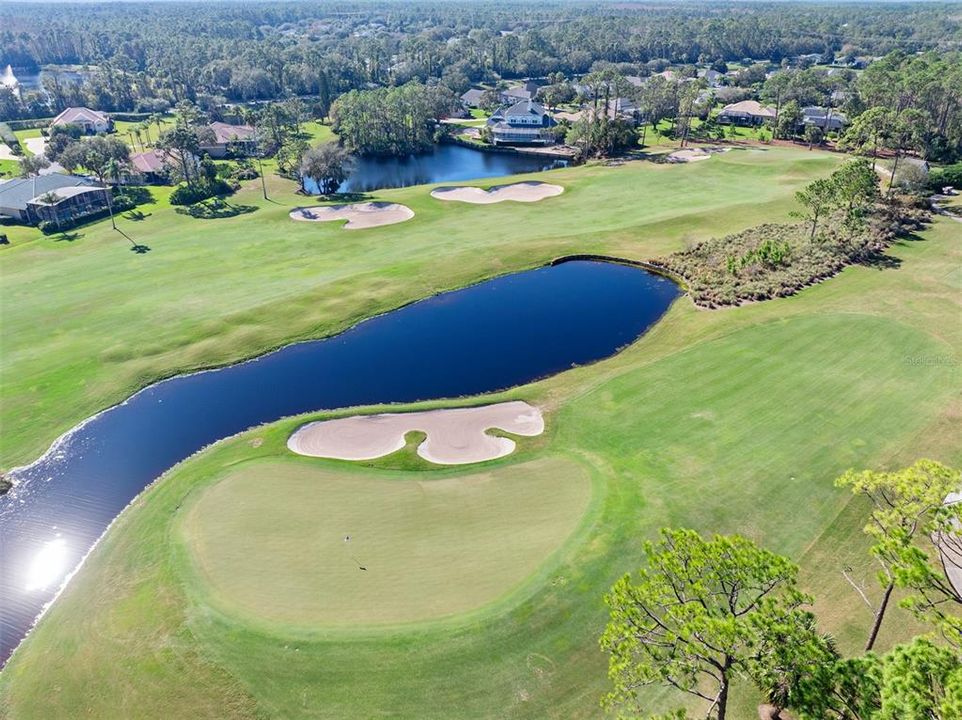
[1,0,959,116]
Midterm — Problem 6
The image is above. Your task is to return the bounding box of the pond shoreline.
[0,259,681,665]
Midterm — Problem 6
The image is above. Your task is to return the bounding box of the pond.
[0,260,680,663]
[302,142,566,194]
[9,67,86,92]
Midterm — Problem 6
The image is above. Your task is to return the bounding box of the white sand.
[288,401,545,465]
[431,181,564,205]
[290,202,414,230]
[666,149,711,163]
[0,142,17,161]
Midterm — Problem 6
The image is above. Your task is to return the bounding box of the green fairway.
[0,146,839,467]
[179,456,593,628]
[1,147,960,719]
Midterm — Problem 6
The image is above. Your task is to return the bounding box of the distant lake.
[304,143,566,194]
[12,67,87,92]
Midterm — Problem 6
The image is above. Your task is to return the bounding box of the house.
[717,100,776,126]
[200,121,257,158]
[486,100,556,146]
[800,106,847,132]
[0,173,109,227]
[50,107,112,134]
[460,88,486,109]
[128,149,199,184]
[698,69,724,87]
[500,80,540,104]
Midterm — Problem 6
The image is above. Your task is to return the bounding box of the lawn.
[0,146,843,467]
[0,147,960,718]
[178,456,593,628]
[113,115,176,149]
[12,128,41,156]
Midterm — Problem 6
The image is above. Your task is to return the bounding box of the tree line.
[0,1,959,121]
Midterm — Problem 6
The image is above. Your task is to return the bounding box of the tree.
[18,154,50,177]
[792,637,962,720]
[793,177,837,239]
[830,159,880,229]
[837,460,962,651]
[601,529,817,720]
[840,107,891,170]
[158,125,201,189]
[776,100,803,140]
[74,135,130,185]
[747,613,839,719]
[300,143,351,195]
[276,136,309,187]
[884,109,927,198]
[803,123,823,150]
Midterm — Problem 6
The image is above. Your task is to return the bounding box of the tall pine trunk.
[865,581,894,651]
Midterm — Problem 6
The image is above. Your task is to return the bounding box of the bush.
[0,123,21,154]
[169,179,234,206]
[929,163,962,191]
[652,201,925,308]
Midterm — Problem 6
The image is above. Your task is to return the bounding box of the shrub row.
[169,179,236,206]
[930,163,962,192]
[3,118,54,132]
[0,123,22,153]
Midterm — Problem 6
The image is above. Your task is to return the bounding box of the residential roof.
[51,106,109,126]
[460,88,485,105]
[28,185,106,205]
[502,85,535,101]
[625,76,645,88]
[0,173,95,211]
[208,121,256,144]
[130,150,166,174]
[718,100,776,118]
[502,100,548,118]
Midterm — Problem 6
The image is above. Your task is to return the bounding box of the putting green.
[178,457,593,627]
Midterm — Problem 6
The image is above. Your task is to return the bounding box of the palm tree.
[103,157,125,230]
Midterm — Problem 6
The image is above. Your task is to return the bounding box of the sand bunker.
[290,202,414,230]
[288,401,544,465]
[666,146,731,163]
[666,149,712,163]
[430,181,564,205]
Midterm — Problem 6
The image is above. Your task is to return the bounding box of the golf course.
[1,145,960,718]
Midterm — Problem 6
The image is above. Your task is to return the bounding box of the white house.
[486,100,556,145]
[51,107,112,134]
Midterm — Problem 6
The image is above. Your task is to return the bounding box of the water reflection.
[0,261,679,662]
[24,537,69,592]
[303,143,565,194]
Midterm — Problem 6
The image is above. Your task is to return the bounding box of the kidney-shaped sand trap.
[288,401,544,465]
[430,181,564,204]
[290,201,414,230]
[666,148,712,163]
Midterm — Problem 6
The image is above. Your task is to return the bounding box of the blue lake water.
[0,260,679,663]
[301,143,565,194]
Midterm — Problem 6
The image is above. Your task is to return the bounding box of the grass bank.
[0,147,959,718]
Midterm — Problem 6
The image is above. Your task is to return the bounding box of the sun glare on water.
[25,537,69,592]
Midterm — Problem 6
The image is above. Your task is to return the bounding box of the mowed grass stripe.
[0,147,839,466]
